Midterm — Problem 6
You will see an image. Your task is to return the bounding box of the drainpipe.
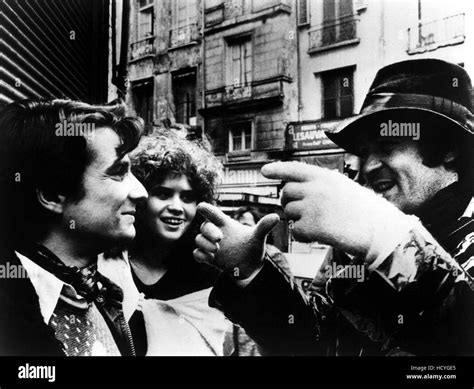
[112,0,131,99]
[111,0,117,93]
[417,0,422,47]
[201,0,206,136]
[296,3,302,122]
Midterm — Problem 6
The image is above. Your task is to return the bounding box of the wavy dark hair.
[0,98,143,247]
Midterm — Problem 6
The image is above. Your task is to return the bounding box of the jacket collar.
[416,182,472,237]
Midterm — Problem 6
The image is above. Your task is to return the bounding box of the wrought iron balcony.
[169,23,199,48]
[407,13,465,54]
[130,36,155,61]
[308,15,359,52]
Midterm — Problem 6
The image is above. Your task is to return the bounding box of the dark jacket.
[209,183,474,356]
[0,247,136,356]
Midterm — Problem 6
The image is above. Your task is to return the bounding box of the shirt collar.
[16,251,82,324]
[462,198,474,218]
[98,252,141,322]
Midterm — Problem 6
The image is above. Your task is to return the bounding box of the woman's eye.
[152,188,172,200]
[181,191,197,203]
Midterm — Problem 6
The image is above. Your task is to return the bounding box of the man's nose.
[129,174,148,201]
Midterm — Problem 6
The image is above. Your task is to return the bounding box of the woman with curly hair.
[99,128,232,356]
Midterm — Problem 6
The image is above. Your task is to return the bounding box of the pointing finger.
[261,161,320,182]
[197,202,229,228]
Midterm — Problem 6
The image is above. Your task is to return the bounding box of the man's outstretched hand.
[262,161,415,260]
[193,203,280,280]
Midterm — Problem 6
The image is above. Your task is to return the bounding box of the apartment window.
[324,0,353,21]
[138,0,154,38]
[170,0,197,46]
[172,71,196,125]
[322,68,353,119]
[172,0,197,28]
[298,0,309,26]
[322,0,355,45]
[229,122,252,151]
[227,37,252,87]
[170,0,198,46]
[133,81,153,131]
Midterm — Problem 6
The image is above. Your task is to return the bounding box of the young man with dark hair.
[0,99,148,355]
[194,59,474,355]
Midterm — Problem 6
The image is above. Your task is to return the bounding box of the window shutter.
[339,0,353,17]
[298,0,309,26]
[0,0,108,107]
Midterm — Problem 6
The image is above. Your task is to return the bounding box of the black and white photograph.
[0,0,473,387]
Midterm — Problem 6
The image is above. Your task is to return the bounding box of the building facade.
[201,0,296,207]
[296,0,472,158]
[127,0,205,133]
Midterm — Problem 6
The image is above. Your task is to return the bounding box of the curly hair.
[130,129,223,203]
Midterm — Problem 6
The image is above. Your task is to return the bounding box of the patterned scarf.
[16,242,104,303]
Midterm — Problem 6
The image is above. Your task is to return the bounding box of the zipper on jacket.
[119,312,136,356]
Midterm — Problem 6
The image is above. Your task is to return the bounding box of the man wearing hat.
[193,59,473,355]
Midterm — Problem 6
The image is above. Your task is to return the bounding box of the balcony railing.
[308,15,358,52]
[407,13,465,54]
[169,23,199,48]
[130,36,155,61]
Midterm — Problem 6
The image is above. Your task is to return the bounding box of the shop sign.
[285,121,338,150]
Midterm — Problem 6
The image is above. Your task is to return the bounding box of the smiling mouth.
[161,217,184,226]
[371,180,396,193]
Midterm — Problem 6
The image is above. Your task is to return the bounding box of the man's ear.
[36,188,67,214]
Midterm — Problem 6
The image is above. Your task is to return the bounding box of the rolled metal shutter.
[0,0,109,108]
